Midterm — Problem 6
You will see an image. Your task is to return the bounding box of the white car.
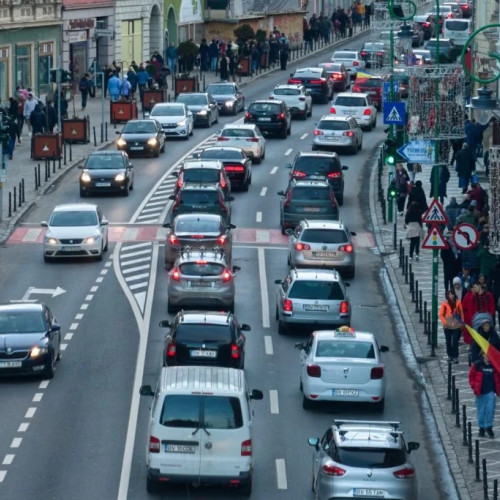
[148,103,194,140]
[42,203,109,262]
[330,92,377,131]
[269,84,313,120]
[216,124,266,164]
[296,327,389,410]
[330,50,366,79]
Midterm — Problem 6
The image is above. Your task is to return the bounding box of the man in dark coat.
[430,163,451,203]
[455,143,476,193]
[441,238,461,292]
[45,100,57,133]
[279,41,289,70]
[29,103,46,135]
[407,180,428,214]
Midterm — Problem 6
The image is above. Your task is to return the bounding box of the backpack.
[79,78,87,91]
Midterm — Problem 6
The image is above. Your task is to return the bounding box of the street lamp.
[466,87,500,125]
[397,23,414,51]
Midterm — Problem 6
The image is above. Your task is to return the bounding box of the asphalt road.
[0,33,449,500]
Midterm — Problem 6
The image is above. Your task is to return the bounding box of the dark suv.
[352,76,384,109]
[285,151,347,205]
[244,99,291,139]
[288,67,334,103]
[160,310,249,368]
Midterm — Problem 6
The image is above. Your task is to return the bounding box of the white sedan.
[330,92,377,131]
[42,203,109,262]
[148,103,194,140]
[296,327,388,411]
[268,84,312,120]
[216,124,266,164]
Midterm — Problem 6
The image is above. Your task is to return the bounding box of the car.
[454,0,471,18]
[425,37,457,63]
[359,42,385,68]
[352,75,384,109]
[443,18,472,46]
[197,147,252,191]
[287,219,356,277]
[330,50,366,79]
[442,2,462,18]
[169,185,233,224]
[288,67,333,103]
[413,48,433,65]
[78,150,134,197]
[115,119,165,157]
[269,84,313,119]
[414,14,436,40]
[312,115,362,155]
[379,31,404,54]
[330,92,377,131]
[274,268,351,334]
[244,99,291,139]
[41,203,109,262]
[296,327,388,409]
[205,81,245,115]
[172,159,231,198]
[163,213,235,270]
[216,124,266,163]
[308,420,420,500]
[317,62,350,92]
[148,102,194,139]
[0,303,61,379]
[411,21,425,46]
[278,179,340,233]
[175,92,219,127]
[434,4,455,18]
[166,248,239,313]
[389,70,410,98]
[160,310,249,367]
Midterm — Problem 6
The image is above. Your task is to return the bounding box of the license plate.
[190,281,212,287]
[313,252,336,257]
[165,444,196,453]
[0,361,22,368]
[334,389,359,396]
[95,182,111,187]
[368,91,378,95]
[303,207,321,212]
[304,304,328,311]
[130,146,143,150]
[190,349,217,358]
[62,246,82,252]
[327,136,340,141]
[258,117,271,121]
[353,489,385,497]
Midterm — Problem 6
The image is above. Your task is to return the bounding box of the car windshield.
[292,187,331,200]
[151,105,184,117]
[335,447,406,468]
[316,340,375,358]
[221,129,254,138]
[288,280,344,300]
[301,228,347,243]
[206,85,234,95]
[180,191,219,205]
[49,210,98,226]
[183,168,220,184]
[445,20,468,30]
[318,120,349,131]
[333,52,356,59]
[249,103,281,113]
[178,262,225,276]
[175,219,221,234]
[201,149,242,160]
[294,157,338,173]
[122,121,156,133]
[85,155,123,169]
[334,96,367,106]
[176,323,232,342]
[0,312,45,333]
[177,94,208,105]
[273,88,301,96]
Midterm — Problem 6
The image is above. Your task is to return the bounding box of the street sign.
[422,224,449,250]
[397,140,435,164]
[383,102,406,125]
[422,199,448,225]
[452,223,480,250]
[382,82,399,102]
[95,29,114,38]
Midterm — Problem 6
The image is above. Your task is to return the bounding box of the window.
[175,218,221,234]
[178,262,225,276]
[0,312,45,334]
[273,88,300,96]
[182,168,220,184]
[200,150,242,160]
[203,397,243,429]
[318,120,349,131]
[38,42,54,94]
[334,96,367,107]
[289,280,344,300]
[180,190,219,205]
[176,323,230,342]
[221,129,253,137]
[293,157,338,173]
[0,47,9,101]
[301,229,348,243]
[335,447,406,468]
[160,395,201,427]
[315,340,375,358]
[15,44,32,88]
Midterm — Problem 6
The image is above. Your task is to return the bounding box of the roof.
[202,146,243,153]
[318,114,352,121]
[332,421,403,449]
[88,150,124,156]
[335,92,370,98]
[273,84,304,89]
[314,329,375,343]
[292,267,341,280]
[299,219,345,230]
[0,303,44,312]
[250,99,284,104]
[176,247,227,263]
[182,160,223,169]
[295,150,340,157]
[174,213,223,222]
[221,124,259,130]
[52,203,98,212]
[176,310,233,324]
[290,179,332,188]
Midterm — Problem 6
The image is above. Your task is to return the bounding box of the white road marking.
[284,148,293,156]
[90,286,98,293]
[80,304,88,310]
[33,393,43,402]
[300,133,308,139]
[10,438,21,449]
[3,455,14,465]
[276,459,288,489]
[129,282,148,290]
[96,277,104,283]
[122,264,151,274]
[121,242,151,251]
[256,230,270,243]
[100,269,109,275]
[125,273,150,282]
[85,294,94,301]
[120,249,152,259]
[64,333,73,341]
[258,247,270,329]
[119,257,151,266]
[256,212,262,223]
[260,187,267,196]
[0,471,6,482]
[69,323,78,330]
[264,336,274,355]
[75,313,84,320]
[25,407,36,419]
[39,380,50,389]
[271,166,278,174]
[60,343,68,351]
[270,390,279,414]
[17,423,29,432]
[105,260,113,267]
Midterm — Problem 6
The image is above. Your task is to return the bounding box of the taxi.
[295,327,388,411]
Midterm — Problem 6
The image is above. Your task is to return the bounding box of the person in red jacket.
[469,354,500,437]
[462,283,496,344]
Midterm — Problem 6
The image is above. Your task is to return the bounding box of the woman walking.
[439,289,464,364]
[404,201,424,261]
[395,162,410,216]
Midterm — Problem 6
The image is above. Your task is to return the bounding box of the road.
[0,33,450,499]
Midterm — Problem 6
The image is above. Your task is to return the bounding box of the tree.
[234,24,255,45]
[255,29,267,43]
[177,40,199,76]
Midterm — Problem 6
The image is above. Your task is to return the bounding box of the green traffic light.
[385,154,395,165]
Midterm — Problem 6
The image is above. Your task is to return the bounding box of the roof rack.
[333,420,400,431]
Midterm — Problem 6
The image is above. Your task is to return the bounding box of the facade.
[163,0,204,49]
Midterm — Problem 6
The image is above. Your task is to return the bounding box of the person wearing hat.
[439,288,464,363]
[471,313,500,364]
[453,276,465,301]
[120,75,132,100]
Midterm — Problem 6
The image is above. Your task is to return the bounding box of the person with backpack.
[79,73,93,111]
[439,288,464,363]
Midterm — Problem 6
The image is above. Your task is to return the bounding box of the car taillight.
[333,73,343,80]
[327,172,341,179]
[277,112,285,120]
[231,344,240,359]
[166,342,176,357]
[394,467,415,479]
[307,364,321,377]
[422,22,430,28]
[222,269,232,282]
[217,136,230,141]
[363,108,372,115]
[283,299,293,312]
[338,244,353,253]
[310,79,324,84]
[371,366,384,379]
[330,107,336,114]
[353,61,359,66]
[168,234,180,245]
[339,301,349,314]
[295,242,311,251]
[298,96,306,101]
[360,50,367,56]
[313,129,323,136]
[288,78,302,84]
[241,439,252,456]
[171,268,181,281]
[246,137,259,142]
[292,170,307,178]
[343,131,354,137]
[225,164,245,172]
[352,85,361,92]
[217,235,226,245]
[245,111,252,119]
[322,464,346,476]
[149,436,160,453]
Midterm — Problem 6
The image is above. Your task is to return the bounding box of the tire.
[43,255,53,263]
[239,477,252,496]
[301,110,307,120]
[374,398,385,413]
[214,112,219,124]
[345,266,355,279]
[373,116,377,128]
[189,126,193,136]
[103,237,108,252]
[281,126,287,139]
[154,148,160,158]
[261,149,265,160]
[278,321,287,335]
[228,302,235,313]
[96,245,103,261]
[167,300,177,314]
[351,142,358,155]
[275,306,279,321]
[232,106,238,116]
[122,184,130,197]
[308,104,313,117]
[287,124,291,136]
[43,353,56,379]
[312,144,318,151]
[56,341,62,361]
[241,181,249,192]
[337,192,344,206]
[146,476,159,494]
[184,133,189,140]
[253,155,261,165]
[160,142,165,153]
[358,140,362,151]
[365,121,373,132]
[302,395,314,409]
[79,188,86,198]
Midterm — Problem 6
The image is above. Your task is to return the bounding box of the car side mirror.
[241,324,251,331]
[163,223,172,229]
[51,325,61,332]
[41,221,48,227]
[227,196,235,202]
[159,320,171,328]
[232,265,241,273]
[289,73,293,77]
[229,223,236,229]
[129,163,134,168]
[295,342,305,350]
[115,130,121,135]
[380,345,389,353]
[350,231,357,236]
[407,441,420,453]
[250,389,263,400]
[169,194,176,200]
[285,228,293,235]
[188,111,193,117]
[308,437,319,450]
[144,112,150,118]
[139,385,154,397]
[277,191,285,196]
[274,279,283,284]
[342,165,349,170]
[191,153,199,159]
[171,171,179,178]
[101,220,109,226]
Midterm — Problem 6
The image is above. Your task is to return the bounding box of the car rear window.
[206,84,234,95]
[294,157,339,173]
[0,312,45,334]
[178,262,225,276]
[221,129,254,137]
[204,397,243,429]
[301,229,347,243]
[182,168,220,184]
[335,447,407,468]
[160,395,200,427]
[445,20,468,30]
[201,149,242,160]
[363,43,384,50]
[288,280,344,300]
[273,88,301,96]
[334,96,367,106]
[318,120,349,131]
[180,191,219,205]
[249,103,281,113]
[176,323,231,342]
[316,340,375,358]
[292,187,331,200]
[333,52,356,59]
[175,219,221,234]
[294,70,322,78]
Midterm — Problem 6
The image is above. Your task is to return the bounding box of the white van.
[140,366,263,495]
[443,19,472,46]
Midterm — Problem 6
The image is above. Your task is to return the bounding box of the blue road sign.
[397,140,435,164]
[382,82,399,102]
[383,101,406,125]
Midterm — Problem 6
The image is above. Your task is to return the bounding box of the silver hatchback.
[309,420,420,500]
[287,220,356,278]
[312,115,363,154]
[167,248,239,314]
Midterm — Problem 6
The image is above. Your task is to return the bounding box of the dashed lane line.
[284,148,293,156]
[264,336,274,355]
[270,390,279,414]
[271,166,278,174]
[258,247,270,329]
[10,438,21,449]
[260,187,267,196]
[17,424,29,433]
[25,408,36,419]
[300,133,308,139]
[256,212,262,223]
[276,459,288,489]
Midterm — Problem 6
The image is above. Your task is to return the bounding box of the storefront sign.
[68,31,88,43]
[66,18,95,30]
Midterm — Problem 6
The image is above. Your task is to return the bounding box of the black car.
[172,159,231,198]
[175,92,219,127]
[360,42,385,68]
[115,119,165,157]
[288,67,334,103]
[414,14,436,40]
[244,99,291,139]
[160,310,249,368]
[318,62,350,92]
[286,151,347,205]
[78,150,134,197]
[197,146,252,191]
[205,82,245,115]
[0,303,61,379]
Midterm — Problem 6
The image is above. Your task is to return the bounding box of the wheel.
[103,237,108,252]
[261,149,265,160]
[189,126,193,136]
[228,302,235,313]
[337,192,344,206]
[96,244,104,261]
[373,116,377,128]
[344,266,355,279]
[167,300,176,314]
[43,353,56,379]
[281,126,287,139]
[56,341,62,361]
[365,122,372,132]
[214,112,219,124]
[241,181,249,192]
[43,255,53,263]
[239,477,252,496]
[146,475,159,494]
[350,142,358,155]
[302,395,314,409]
[184,133,189,140]
[122,184,130,197]
[308,104,313,117]
[358,140,362,151]
[275,306,279,321]
[160,142,165,153]
[232,105,238,116]
[374,398,385,412]
[278,321,287,335]
[281,225,287,235]
[287,254,291,266]
[287,124,291,136]
[253,155,261,165]
[79,188,86,198]
[154,148,160,158]
[301,109,308,120]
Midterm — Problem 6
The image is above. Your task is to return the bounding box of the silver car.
[42,203,109,262]
[312,115,363,154]
[148,103,194,139]
[216,124,266,164]
[309,420,420,500]
[274,268,351,335]
[287,220,356,278]
[167,248,239,313]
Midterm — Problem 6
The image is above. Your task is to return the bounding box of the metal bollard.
[447,362,452,400]
[203,74,206,92]
[451,375,456,412]
[483,459,488,499]
[427,311,432,344]
[476,440,480,481]
[58,156,61,170]
[415,281,419,311]
[47,159,51,179]
[8,191,11,217]
[105,122,108,141]
[455,389,460,427]
[494,479,498,500]
[463,405,467,445]
[100,123,104,143]
[93,126,97,147]
[423,301,428,332]
[63,142,67,165]
[13,187,16,212]
[37,164,41,187]
[399,239,403,267]
[404,257,409,283]
[53,159,56,174]
[35,167,38,190]
[419,290,423,319]
[18,182,22,207]
[69,142,73,162]
[410,272,415,300]
[22,179,25,203]
[468,422,473,463]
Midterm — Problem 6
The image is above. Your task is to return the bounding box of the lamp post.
[466,87,500,125]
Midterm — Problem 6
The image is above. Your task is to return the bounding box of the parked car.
[330,92,377,131]
[205,81,245,115]
[288,67,334,103]
[330,50,366,79]
[359,42,385,68]
[312,115,362,155]
[244,99,291,139]
[115,119,165,157]
[172,159,231,198]
[269,84,313,119]
[216,124,266,163]
[148,102,194,139]
[318,62,350,91]
[352,76,384,109]
[175,92,219,127]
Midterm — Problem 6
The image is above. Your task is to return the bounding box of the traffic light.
[384,138,397,166]
[61,69,72,83]
[387,180,397,200]
[50,69,58,83]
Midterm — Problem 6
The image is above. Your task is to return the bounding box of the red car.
[318,62,350,92]
[352,76,383,109]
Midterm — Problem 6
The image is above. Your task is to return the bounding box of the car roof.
[291,267,342,281]
[318,115,352,122]
[88,150,124,156]
[333,50,359,54]
[295,150,340,158]
[299,219,346,230]
[290,179,332,188]
[178,92,209,97]
[176,310,234,324]
[202,146,244,154]
[174,213,223,223]
[250,99,284,105]
[272,84,304,90]
[152,102,185,108]
[221,124,259,131]
[206,82,237,87]
[181,160,223,169]
[314,329,376,343]
[176,248,227,264]
[179,184,221,192]
[52,203,98,212]
[0,303,44,313]
[332,421,404,449]
[294,67,323,72]
[335,92,369,98]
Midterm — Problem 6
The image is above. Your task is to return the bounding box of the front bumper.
[0,353,51,376]
[44,237,103,258]
[117,143,157,155]
[302,378,385,403]
[80,178,128,194]
[161,124,189,137]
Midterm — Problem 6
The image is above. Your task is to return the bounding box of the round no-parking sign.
[452,223,480,250]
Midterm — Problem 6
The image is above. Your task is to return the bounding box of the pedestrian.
[23,93,37,135]
[463,283,496,344]
[469,353,500,438]
[407,180,428,214]
[199,38,209,71]
[439,288,464,363]
[482,117,496,176]
[468,182,486,212]
[137,64,149,102]
[279,40,289,70]
[107,72,122,101]
[45,99,57,133]
[441,238,460,292]
[458,265,477,291]
[219,53,229,81]
[478,243,497,280]
[453,276,465,301]
[29,103,46,135]
[429,163,450,204]
[78,73,92,111]
[445,197,461,230]
[54,90,68,120]
[167,42,178,73]
[120,76,132,100]
[127,66,138,99]
[6,115,18,160]
[455,143,476,193]
[471,313,500,364]
[395,162,409,215]
[209,40,219,71]
[404,201,424,261]
[7,97,21,144]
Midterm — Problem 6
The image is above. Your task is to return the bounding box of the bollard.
[53,159,56,174]
[463,405,467,445]
[483,459,488,499]
[451,375,456,412]
[105,122,108,141]
[18,182,22,207]
[203,74,206,92]
[63,142,67,166]
[476,440,481,481]
[494,479,498,500]
[47,159,51,178]
[404,256,409,284]
[34,167,38,190]
[58,156,61,170]
[427,311,432,344]
[101,123,104,143]
[419,290,423,320]
[415,281,420,312]
[13,187,16,212]
[410,270,414,296]
[8,191,11,217]
[423,301,428,333]
[69,142,73,162]
[93,126,97,147]
[22,179,25,203]
[37,164,41,188]
[447,362,452,400]
[468,422,473,463]
[455,389,460,427]
[399,239,403,267]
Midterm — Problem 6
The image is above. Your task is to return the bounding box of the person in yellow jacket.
[439,289,464,364]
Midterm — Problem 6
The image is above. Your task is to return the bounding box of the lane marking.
[119,249,152,259]
[90,286,98,293]
[69,323,78,330]
[119,257,151,266]
[3,455,14,465]
[25,407,36,419]
[33,393,43,402]
[300,133,308,139]
[276,459,288,489]
[264,335,274,355]
[256,212,262,223]
[64,333,73,341]
[39,380,49,389]
[260,187,267,196]
[284,148,292,156]
[0,471,5,482]
[75,313,84,320]
[121,242,151,251]
[122,264,151,274]
[105,260,113,267]
[270,390,279,414]
[80,304,88,310]
[271,166,278,174]
[129,282,148,290]
[125,273,150,282]
[17,423,29,432]
[100,269,109,275]
[258,247,270,329]
[96,277,104,283]
[61,343,68,351]
[85,294,94,301]
[10,438,21,449]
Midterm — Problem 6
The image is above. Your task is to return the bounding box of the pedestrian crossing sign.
[422,199,448,225]
[383,101,406,125]
[422,224,449,250]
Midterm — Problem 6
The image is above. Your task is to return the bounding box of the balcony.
[0,0,61,25]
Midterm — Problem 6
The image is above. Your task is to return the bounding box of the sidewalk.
[372,150,497,499]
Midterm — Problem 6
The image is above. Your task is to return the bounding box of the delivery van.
[443,19,472,46]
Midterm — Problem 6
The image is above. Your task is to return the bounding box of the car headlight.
[147,138,158,146]
[115,172,126,182]
[45,237,58,245]
[84,235,100,245]
[225,100,235,107]
[29,345,48,358]
[117,138,127,147]
[80,172,91,183]
[198,109,208,116]
[177,120,187,126]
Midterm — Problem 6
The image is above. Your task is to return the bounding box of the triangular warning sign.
[422,199,448,224]
[387,106,402,122]
[422,224,449,250]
